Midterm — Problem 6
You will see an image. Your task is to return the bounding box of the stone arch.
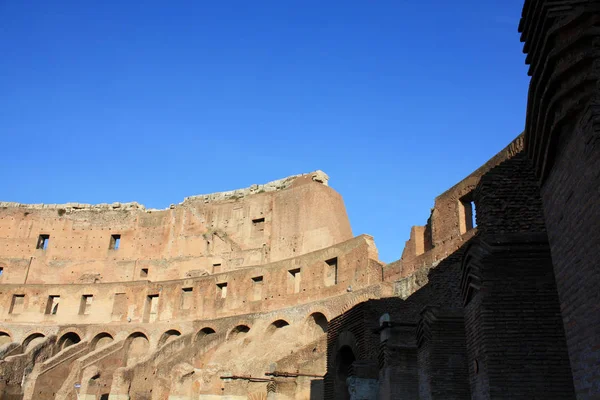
[267,319,290,335]
[158,329,181,347]
[90,332,114,350]
[124,332,149,367]
[23,333,46,352]
[307,312,328,333]
[228,324,250,340]
[333,331,359,400]
[58,332,81,350]
[0,331,12,346]
[195,327,216,343]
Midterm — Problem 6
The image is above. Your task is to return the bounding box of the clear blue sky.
[0,1,529,262]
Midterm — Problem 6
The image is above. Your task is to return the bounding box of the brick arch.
[158,329,182,347]
[195,326,217,343]
[0,330,13,346]
[57,326,86,343]
[227,323,251,341]
[22,332,48,351]
[333,331,359,400]
[58,331,82,350]
[90,332,114,350]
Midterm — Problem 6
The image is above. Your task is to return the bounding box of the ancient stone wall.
[0,171,352,285]
[519,2,600,397]
[0,235,381,326]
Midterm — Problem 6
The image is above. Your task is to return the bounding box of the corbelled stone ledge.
[0,170,329,212]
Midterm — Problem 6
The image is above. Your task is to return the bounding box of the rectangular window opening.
[9,294,25,314]
[111,293,127,319]
[45,295,60,315]
[0,267,4,277]
[288,268,301,294]
[144,294,159,323]
[181,287,193,310]
[252,276,263,301]
[140,268,149,278]
[109,234,121,250]
[36,234,50,250]
[325,257,338,286]
[216,282,228,298]
[252,217,265,232]
[79,294,93,315]
[459,194,476,234]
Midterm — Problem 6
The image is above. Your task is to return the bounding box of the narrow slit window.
[37,234,50,250]
[216,282,228,298]
[109,234,121,250]
[0,267,4,277]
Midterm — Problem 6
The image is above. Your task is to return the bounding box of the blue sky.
[0,1,530,262]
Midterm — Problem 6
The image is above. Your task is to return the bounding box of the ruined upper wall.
[385,134,524,281]
[0,171,354,284]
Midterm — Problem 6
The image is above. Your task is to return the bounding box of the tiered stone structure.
[2,1,600,399]
[0,171,392,399]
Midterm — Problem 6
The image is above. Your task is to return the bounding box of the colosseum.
[1,1,599,399]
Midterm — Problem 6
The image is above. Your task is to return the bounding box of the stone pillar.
[518,2,600,397]
[461,235,575,399]
[416,306,470,399]
[377,320,418,399]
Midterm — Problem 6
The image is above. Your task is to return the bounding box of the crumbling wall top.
[0,170,329,212]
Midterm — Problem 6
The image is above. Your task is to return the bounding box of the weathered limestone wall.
[0,235,381,326]
[0,171,353,285]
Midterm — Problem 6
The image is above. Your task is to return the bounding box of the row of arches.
[0,311,329,353]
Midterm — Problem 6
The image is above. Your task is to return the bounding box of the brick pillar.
[377,321,418,399]
[461,235,575,399]
[416,306,470,400]
[519,2,600,396]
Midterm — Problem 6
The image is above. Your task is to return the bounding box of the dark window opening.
[109,234,121,250]
[459,193,476,234]
[0,267,3,277]
[252,218,265,232]
[252,276,263,301]
[46,295,60,315]
[217,282,228,298]
[37,234,50,250]
[9,294,25,314]
[288,268,301,294]
[325,257,338,286]
[181,287,193,309]
[140,268,149,278]
[79,295,93,315]
[144,294,159,323]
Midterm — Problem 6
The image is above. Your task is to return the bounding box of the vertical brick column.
[377,321,419,399]
[416,306,470,400]
[461,235,575,399]
[519,2,600,396]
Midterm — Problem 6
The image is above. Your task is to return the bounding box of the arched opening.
[228,325,250,340]
[91,333,114,350]
[125,332,149,367]
[58,332,81,350]
[158,329,181,347]
[267,319,290,335]
[23,333,46,352]
[195,327,216,342]
[309,312,328,333]
[334,346,356,400]
[0,332,11,346]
